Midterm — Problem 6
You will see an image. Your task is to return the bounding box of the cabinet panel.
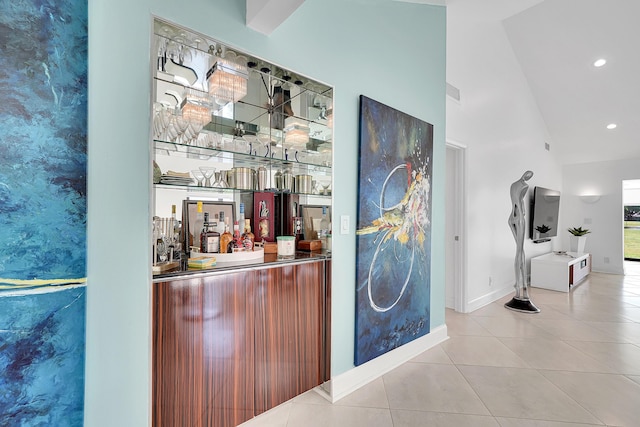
[254,262,325,412]
[153,273,256,427]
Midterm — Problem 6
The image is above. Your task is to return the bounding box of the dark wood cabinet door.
[153,273,256,427]
[254,261,325,413]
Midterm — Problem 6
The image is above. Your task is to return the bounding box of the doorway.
[623,179,640,262]
[445,142,466,312]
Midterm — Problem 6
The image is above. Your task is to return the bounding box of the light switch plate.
[340,215,349,234]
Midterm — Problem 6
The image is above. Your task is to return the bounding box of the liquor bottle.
[220,218,233,254]
[192,201,204,252]
[238,203,245,235]
[242,219,255,251]
[200,212,220,253]
[227,220,244,253]
[217,211,226,234]
[168,204,179,261]
[319,206,330,249]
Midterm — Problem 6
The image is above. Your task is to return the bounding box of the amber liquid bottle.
[200,212,220,253]
[220,218,233,254]
[228,220,243,252]
[242,219,255,251]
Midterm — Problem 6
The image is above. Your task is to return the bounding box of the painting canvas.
[355,95,433,366]
[0,0,88,424]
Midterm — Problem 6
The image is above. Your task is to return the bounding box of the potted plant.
[568,227,590,253]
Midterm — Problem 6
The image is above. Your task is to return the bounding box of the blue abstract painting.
[0,0,88,424]
[355,96,433,366]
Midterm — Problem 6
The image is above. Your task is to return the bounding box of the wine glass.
[320,181,331,196]
[212,171,228,188]
[175,116,190,144]
[199,166,216,187]
[191,169,205,187]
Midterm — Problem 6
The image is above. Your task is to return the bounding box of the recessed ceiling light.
[594,58,607,67]
[607,123,617,130]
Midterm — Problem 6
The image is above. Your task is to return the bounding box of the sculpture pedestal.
[504,297,540,313]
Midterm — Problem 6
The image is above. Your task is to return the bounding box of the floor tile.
[620,307,640,322]
[628,375,640,386]
[469,302,520,318]
[391,410,500,426]
[494,418,602,427]
[471,315,556,339]
[292,389,332,405]
[457,365,602,424]
[411,344,453,364]
[446,312,493,337]
[383,363,490,415]
[541,370,640,426]
[584,320,640,344]
[528,318,620,342]
[237,402,291,427]
[285,403,393,427]
[334,378,389,408]
[564,341,640,375]
[441,336,530,368]
[498,337,614,373]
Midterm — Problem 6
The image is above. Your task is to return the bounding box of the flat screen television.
[530,186,561,243]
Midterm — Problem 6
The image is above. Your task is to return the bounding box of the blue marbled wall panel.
[0,0,88,425]
[0,287,86,426]
[0,0,87,279]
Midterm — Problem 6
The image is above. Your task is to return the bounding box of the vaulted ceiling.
[501,0,640,165]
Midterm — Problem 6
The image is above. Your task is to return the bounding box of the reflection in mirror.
[300,205,331,240]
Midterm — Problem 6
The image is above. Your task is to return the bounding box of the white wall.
[562,157,640,274]
[446,4,563,310]
[86,0,446,425]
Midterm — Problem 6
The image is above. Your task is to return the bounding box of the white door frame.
[446,140,467,313]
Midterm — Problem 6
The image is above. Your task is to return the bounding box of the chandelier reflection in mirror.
[207,48,249,104]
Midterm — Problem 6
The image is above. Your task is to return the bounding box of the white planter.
[569,235,587,253]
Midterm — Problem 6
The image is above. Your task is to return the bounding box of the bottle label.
[243,237,253,251]
[205,236,220,253]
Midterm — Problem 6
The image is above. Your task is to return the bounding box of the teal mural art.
[0,0,88,424]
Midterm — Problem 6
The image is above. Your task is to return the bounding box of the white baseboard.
[317,325,448,403]
[466,284,513,313]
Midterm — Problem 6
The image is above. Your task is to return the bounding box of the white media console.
[530,252,591,292]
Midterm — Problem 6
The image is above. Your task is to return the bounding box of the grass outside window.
[624,220,640,259]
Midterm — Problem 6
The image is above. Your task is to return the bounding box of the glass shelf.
[154,139,332,174]
[154,183,332,198]
[153,74,333,133]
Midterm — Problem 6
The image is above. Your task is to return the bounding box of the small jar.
[276,236,295,259]
[326,234,332,252]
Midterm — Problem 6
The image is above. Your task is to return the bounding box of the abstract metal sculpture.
[505,170,540,313]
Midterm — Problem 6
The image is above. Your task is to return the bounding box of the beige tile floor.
[241,262,640,426]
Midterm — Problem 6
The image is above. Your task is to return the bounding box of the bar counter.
[153,250,331,281]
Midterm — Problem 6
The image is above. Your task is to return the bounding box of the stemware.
[191,169,205,187]
[320,181,331,196]
[199,166,216,187]
[212,171,229,188]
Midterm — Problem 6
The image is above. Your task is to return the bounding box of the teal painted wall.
[87,0,445,424]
